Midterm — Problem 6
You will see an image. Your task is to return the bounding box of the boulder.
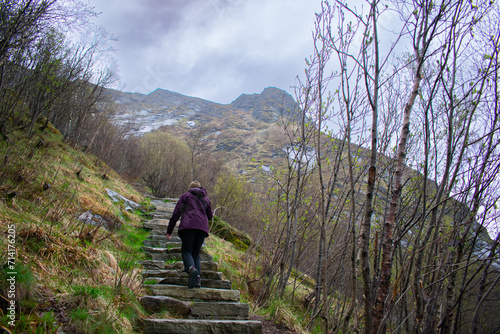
[106,188,141,212]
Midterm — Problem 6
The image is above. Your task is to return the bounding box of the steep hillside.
[0,125,150,333]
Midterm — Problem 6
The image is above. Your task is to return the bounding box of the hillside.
[0,122,306,334]
[107,87,299,176]
[0,124,150,333]
[107,85,496,254]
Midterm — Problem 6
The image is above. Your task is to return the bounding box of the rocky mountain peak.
[230,87,298,123]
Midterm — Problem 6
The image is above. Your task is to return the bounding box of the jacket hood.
[189,187,207,197]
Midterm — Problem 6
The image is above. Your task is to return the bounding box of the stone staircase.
[138,198,262,334]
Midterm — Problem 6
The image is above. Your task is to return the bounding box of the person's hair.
[189,181,201,189]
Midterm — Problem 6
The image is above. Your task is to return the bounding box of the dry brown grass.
[0,127,146,333]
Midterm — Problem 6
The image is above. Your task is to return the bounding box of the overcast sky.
[86,0,322,104]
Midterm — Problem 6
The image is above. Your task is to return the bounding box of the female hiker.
[166,181,213,289]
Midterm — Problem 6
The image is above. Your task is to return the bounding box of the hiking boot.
[195,275,201,288]
[187,266,199,289]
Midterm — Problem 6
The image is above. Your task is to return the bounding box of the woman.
[166,181,213,289]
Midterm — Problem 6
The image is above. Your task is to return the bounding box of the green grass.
[71,284,112,299]
[70,308,89,321]
[117,224,149,250]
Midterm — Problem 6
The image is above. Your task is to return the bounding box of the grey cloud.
[89,0,319,103]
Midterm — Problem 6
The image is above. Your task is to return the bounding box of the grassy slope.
[0,125,150,333]
[0,122,314,334]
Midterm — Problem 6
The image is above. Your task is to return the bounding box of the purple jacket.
[166,187,213,236]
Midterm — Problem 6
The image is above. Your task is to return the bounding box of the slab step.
[141,246,181,254]
[140,295,190,315]
[166,261,218,272]
[143,218,169,227]
[143,219,170,234]
[143,319,262,334]
[147,235,181,242]
[153,206,175,213]
[143,239,182,248]
[190,302,249,320]
[142,277,231,289]
[159,277,232,290]
[154,212,173,219]
[150,200,177,211]
[145,251,212,262]
[153,205,175,212]
[138,260,165,270]
[141,246,213,261]
[142,269,223,281]
[145,284,240,302]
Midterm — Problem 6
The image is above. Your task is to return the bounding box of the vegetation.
[242,0,500,333]
[204,232,312,334]
[1,0,499,333]
[0,124,149,333]
[209,215,252,251]
[139,131,191,198]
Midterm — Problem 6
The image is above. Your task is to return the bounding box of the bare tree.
[139,131,191,197]
[185,125,212,180]
[286,0,500,333]
[0,0,108,137]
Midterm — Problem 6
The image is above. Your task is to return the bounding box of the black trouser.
[178,229,206,274]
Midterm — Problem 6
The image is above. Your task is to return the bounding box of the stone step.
[145,284,240,302]
[140,295,190,315]
[142,269,223,281]
[166,261,218,272]
[190,302,249,320]
[143,239,182,248]
[141,246,213,262]
[138,260,165,270]
[147,235,181,242]
[143,219,170,234]
[141,297,248,319]
[151,207,176,215]
[150,200,177,211]
[160,277,232,290]
[141,246,183,254]
[143,218,169,227]
[152,205,174,211]
[154,212,173,219]
[143,319,262,334]
[142,277,231,290]
[144,250,212,262]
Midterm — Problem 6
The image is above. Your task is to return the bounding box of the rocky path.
[138,198,262,334]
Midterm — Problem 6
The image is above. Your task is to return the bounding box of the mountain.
[231,87,298,123]
[107,87,300,175]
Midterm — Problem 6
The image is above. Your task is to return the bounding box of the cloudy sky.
[86,0,322,104]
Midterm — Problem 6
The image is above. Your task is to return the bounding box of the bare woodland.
[247,0,500,333]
